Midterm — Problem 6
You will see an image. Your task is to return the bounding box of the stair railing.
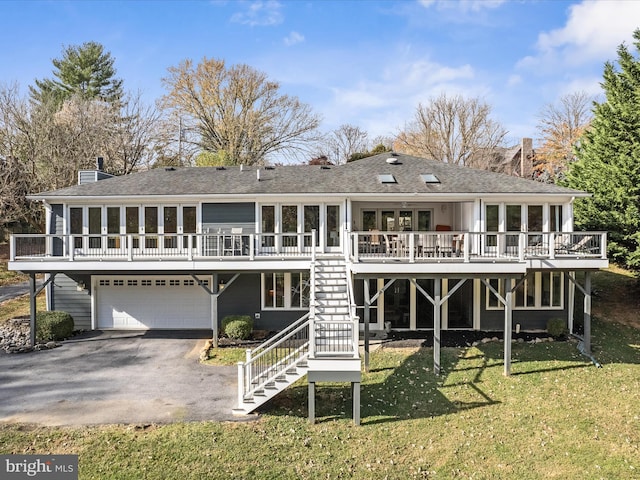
[238,312,310,405]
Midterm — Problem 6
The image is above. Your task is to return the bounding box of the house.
[9,152,607,420]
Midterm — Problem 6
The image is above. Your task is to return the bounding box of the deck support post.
[504,277,513,376]
[434,279,441,376]
[363,280,371,373]
[308,375,361,426]
[29,273,37,347]
[583,271,592,355]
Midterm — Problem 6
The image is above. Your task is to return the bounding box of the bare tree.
[323,124,369,165]
[103,92,160,174]
[535,91,593,182]
[395,93,508,169]
[160,57,321,165]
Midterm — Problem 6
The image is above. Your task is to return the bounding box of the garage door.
[97,276,211,329]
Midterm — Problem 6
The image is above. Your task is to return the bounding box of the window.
[183,206,196,248]
[420,173,440,183]
[528,205,543,232]
[107,207,121,248]
[326,205,340,247]
[127,279,138,286]
[88,207,102,249]
[487,273,563,310]
[282,205,298,247]
[362,210,377,231]
[399,210,412,231]
[126,207,139,248]
[145,207,158,248]
[378,174,396,183]
[304,205,319,247]
[485,205,499,247]
[141,279,152,286]
[506,205,521,232]
[70,207,83,249]
[163,206,178,249]
[261,205,275,247]
[418,211,431,231]
[550,205,563,232]
[263,272,310,309]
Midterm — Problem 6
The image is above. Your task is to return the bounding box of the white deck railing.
[10,231,607,263]
[349,231,607,262]
[10,232,316,261]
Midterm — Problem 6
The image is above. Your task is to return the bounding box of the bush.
[36,311,74,342]
[222,315,253,340]
[547,317,568,338]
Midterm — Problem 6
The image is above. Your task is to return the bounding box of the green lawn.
[1,317,638,479]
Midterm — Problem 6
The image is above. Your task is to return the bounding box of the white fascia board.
[350,262,527,276]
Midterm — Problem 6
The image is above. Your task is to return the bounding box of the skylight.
[378,174,397,184]
[420,173,440,184]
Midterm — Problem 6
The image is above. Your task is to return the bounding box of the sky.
[1,0,640,150]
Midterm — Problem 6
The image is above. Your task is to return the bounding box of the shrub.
[222,315,253,340]
[547,317,568,338]
[36,311,74,342]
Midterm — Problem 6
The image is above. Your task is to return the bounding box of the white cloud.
[284,31,304,47]
[230,1,283,26]
[520,0,640,70]
[419,0,506,13]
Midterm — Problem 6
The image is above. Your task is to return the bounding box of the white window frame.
[486,273,564,311]
[261,272,310,310]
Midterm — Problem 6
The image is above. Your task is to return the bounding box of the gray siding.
[202,202,255,233]
[217,273,307,331]
[51,274,92,330]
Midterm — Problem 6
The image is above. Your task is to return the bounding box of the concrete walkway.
[0,330,246,426]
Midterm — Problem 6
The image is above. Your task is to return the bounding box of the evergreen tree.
[564,29,640,270]
[30,41,123,106]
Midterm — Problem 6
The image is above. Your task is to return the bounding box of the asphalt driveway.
[0,330,246,426]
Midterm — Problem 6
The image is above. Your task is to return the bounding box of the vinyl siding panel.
[51,274,92,330]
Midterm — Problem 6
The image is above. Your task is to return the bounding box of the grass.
[203,346,247,366]
[1,317,638,479]
[0,292,46,324]
[0,268,638,479]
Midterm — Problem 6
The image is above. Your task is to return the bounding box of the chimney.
[520,138,533,179]
[96,156,104,172]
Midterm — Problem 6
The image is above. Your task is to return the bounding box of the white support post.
[434,279,441,376]
[187,235,193,261]
[237,362,245,408]
[351,232,359,263]
[600,232,607,259]
[409,234,415,263]
[9,235,15,261]
[519,233,525,261]
[249,234,255,260]
[127,234,133,261]
[311,229,316,262]
[463,232,470,262]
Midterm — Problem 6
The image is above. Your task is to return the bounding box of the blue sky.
[1,0,639,147]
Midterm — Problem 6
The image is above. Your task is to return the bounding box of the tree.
[323,124,369,165]
[395,93,508,169]
[564,29,640,270]
[160,57,321,165]
[535,92,593,183]
[30,41,123,107]
[347,143,393,162]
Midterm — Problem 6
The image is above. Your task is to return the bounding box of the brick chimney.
[520,138,533,179]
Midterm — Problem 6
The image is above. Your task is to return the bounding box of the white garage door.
[97,276,211,329]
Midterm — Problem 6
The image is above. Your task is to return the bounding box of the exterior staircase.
[233,257,359,415]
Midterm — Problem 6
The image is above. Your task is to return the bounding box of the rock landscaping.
[0,318,60,353]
